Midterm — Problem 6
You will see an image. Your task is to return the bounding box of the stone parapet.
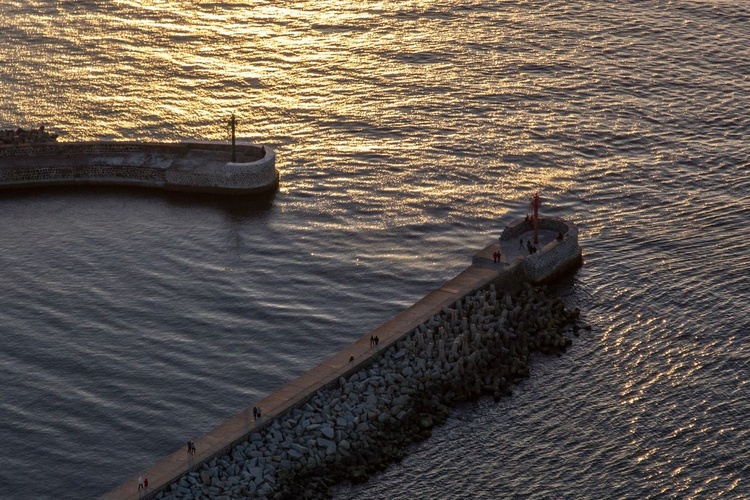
[490,217,583,284]
[501,216,571,241]
[511,217,582,284]
[0,142,145,157]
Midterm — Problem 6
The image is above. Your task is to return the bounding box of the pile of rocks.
[156,283,583,499]
[1,126,58,145]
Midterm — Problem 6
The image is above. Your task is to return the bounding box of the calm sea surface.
[1,1,748,498]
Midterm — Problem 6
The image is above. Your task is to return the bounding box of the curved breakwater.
[0,141,278,194]
[106,220,584,500]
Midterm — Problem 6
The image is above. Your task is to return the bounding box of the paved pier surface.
[103,263,501,499]
[473,229,560,269]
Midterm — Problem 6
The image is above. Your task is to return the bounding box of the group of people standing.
[528,240,538,254]
[137,476,149,491]
[518,231,564,256]
[369,335,380,347]
[520,239,538,255]
[492,250,502,263]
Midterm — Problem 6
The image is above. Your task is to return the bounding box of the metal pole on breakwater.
[230,113,236,163]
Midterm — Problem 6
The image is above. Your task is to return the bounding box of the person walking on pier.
[138,476,144,491]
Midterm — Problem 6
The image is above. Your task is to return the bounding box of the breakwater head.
[103,217,583,500]
[0,140,277,195]
[473,216,583,285]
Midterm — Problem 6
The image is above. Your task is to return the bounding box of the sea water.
[0,1,748,497]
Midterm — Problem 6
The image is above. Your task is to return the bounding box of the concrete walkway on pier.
[472,229,560,270]
[103,262,501,499]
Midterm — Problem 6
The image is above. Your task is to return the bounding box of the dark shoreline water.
[1,0,749,498]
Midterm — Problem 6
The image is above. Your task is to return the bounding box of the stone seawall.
[0,141,144,157]
[501,217,583,284]
[0,141,278,194]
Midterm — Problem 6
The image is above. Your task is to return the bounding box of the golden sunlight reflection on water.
[3,0,578,215]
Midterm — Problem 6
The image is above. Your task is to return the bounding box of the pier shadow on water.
[0,184,278,220]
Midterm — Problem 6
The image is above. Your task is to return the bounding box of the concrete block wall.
[0,164,166,185]
[0,142,144,157]
[521,235,581,284]
[0,141,276,193]
[522,218,581,283]
[165,153,277,191]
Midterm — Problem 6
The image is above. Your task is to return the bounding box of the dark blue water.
[0,1,748,498]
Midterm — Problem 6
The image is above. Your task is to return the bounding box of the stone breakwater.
[154,283,583,500]
[0,140,278,195]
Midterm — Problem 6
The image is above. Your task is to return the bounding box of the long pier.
[102,217,582,499]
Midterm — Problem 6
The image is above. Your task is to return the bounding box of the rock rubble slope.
[157,283,584,499]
